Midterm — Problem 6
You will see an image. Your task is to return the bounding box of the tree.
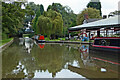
[32,10,41,33]
[2,2,26,38]
[24,5,35,27]
[87,0,102,16]
[28,2,44,15]
[77,8,102,25]
[109,10,120,16]
[36,10,63,38]
[28,2,44,33]
[36,16,52,37]
[47,3,77,37]
[0,3,2,39]
[40,4,44,15]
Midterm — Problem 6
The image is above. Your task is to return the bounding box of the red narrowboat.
[37,35,46,43]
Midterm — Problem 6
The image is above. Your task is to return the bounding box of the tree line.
[2,1,34,39]
[31,2,77,38]
[2,1,102,39]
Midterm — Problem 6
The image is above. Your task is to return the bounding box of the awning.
[69,15,120,31]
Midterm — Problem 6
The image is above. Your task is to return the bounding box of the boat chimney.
[103,15,107,19]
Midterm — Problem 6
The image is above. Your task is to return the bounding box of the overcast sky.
[28,0,120,15]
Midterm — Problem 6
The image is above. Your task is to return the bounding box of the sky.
[28,0,120,16]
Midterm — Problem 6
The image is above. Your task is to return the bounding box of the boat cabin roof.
[94,37,120,39]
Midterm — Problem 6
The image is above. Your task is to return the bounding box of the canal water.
[2,38,120,79]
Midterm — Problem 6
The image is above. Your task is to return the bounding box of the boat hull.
[89,45,120,53]
[35,39,46,43]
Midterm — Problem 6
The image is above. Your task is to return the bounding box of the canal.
[2,38,120,79]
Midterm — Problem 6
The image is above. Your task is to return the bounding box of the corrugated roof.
[69,15,120,31]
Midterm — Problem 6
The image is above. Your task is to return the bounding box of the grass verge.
[45,38,65,41]
[45,37,93,43]
[0,38,13,46]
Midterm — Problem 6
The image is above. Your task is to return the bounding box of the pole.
[97,30,100,37]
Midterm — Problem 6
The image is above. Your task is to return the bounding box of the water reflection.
[38,43,45,49]
[19,38,34,53]
[2,38,120,79]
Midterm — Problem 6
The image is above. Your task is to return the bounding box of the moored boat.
[37,35,46,43]
[34,35,46,43]
[90,37,120,53]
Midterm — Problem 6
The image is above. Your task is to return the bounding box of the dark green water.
[2,38,120,79]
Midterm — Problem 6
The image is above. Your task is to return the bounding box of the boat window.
[94,39,120,47]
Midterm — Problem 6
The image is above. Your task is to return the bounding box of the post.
[104,30,106,37]
[88,31,91,43]
[106,30,108,37]
[89,31,91,39]
[97,30,100,37]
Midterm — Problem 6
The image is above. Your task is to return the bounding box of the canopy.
[69,15,120,31]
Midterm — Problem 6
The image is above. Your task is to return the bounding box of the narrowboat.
[90,37,120,53]
[35,35,46,43]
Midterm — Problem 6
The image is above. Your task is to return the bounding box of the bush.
[2,33,8,40]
